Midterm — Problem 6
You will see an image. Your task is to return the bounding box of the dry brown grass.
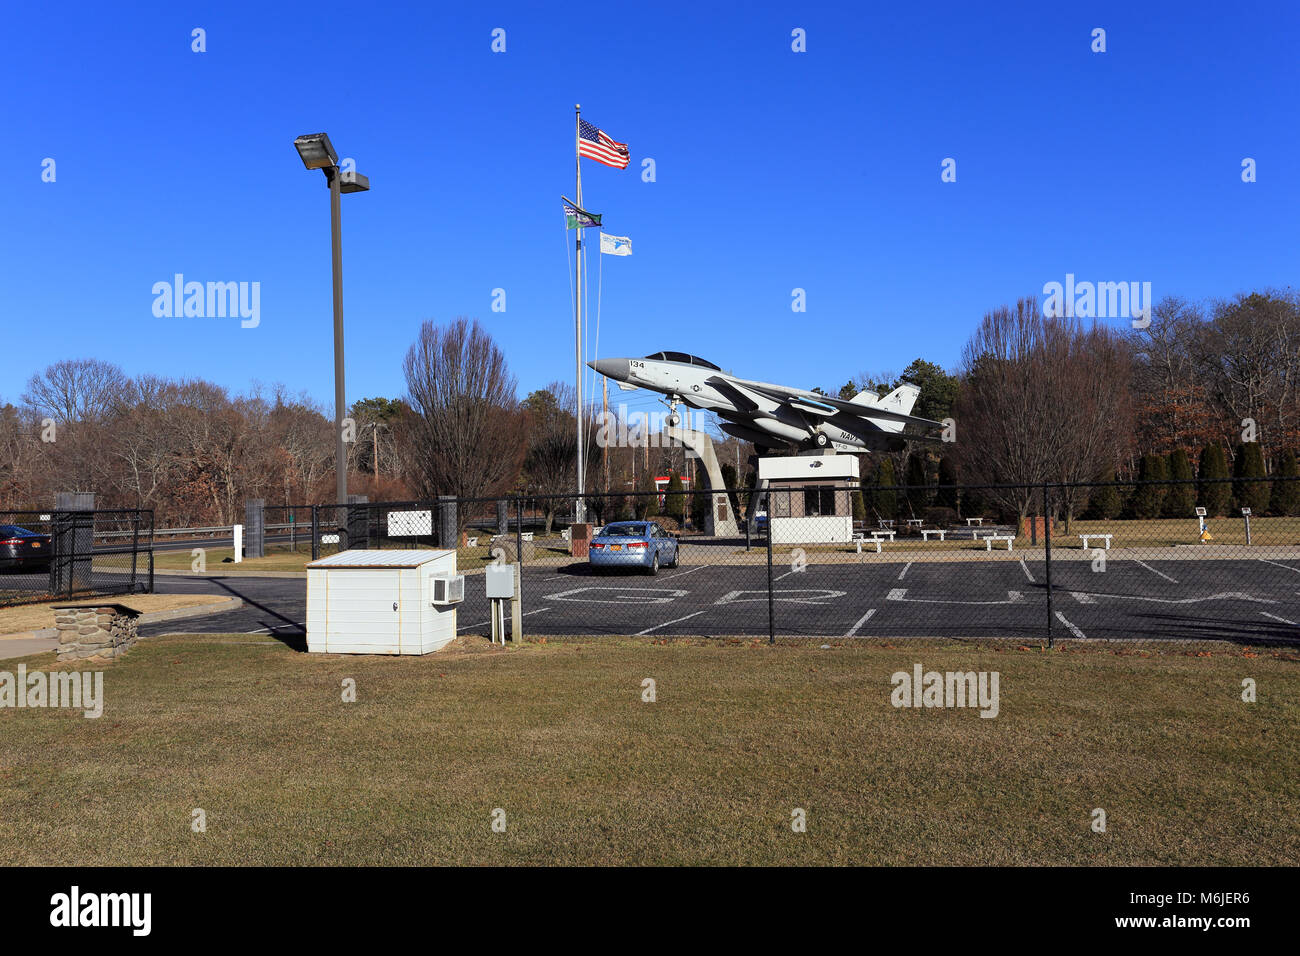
[1,636,1296,866]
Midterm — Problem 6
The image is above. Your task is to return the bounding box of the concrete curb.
[154,568,307,579]
[0,596,244,642]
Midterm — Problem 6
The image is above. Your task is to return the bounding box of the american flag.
[578,119,629,169]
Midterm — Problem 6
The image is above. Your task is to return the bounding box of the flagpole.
[574,103,586,523]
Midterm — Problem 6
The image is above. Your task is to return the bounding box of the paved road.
[129,557,1300,645]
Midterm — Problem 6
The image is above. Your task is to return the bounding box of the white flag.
[599,232,632,256]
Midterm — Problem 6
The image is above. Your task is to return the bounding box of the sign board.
[1194,507,1207,517]
[387,510,433,536]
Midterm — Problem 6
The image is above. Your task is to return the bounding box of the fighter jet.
[588,351,946,453]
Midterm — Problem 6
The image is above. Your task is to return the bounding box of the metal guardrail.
[94,523,302,540]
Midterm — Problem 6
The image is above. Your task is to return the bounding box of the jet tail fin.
[854,384,921,433]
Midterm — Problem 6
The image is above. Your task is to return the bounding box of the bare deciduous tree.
[955,297,1133,525]
[22,358,129,425]
[402,318,526,512]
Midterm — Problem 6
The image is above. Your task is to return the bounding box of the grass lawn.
[1,636,1296,865]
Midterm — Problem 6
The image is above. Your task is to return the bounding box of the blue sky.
[3,1,1296,419]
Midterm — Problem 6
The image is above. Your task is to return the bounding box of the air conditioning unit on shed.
[431,574,464,605]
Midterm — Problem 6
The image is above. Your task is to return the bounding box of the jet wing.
[729,379,946,429]
[703,376,761,415]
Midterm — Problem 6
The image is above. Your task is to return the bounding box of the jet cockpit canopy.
[643,351,721,371]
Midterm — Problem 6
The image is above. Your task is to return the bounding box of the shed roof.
[306,549,454,569]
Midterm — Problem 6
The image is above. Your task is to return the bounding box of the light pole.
[294,132,370,507]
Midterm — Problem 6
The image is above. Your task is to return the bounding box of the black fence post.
[766,490,776,645]
[53,491,95,598]
[244,498,265,559]
[146,510,154,594]
[515,496,524,563]
[310,505,320,561]
[1044,482,1054,648]
[129,513,140,592]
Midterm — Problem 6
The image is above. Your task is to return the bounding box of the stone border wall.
[53,604,141,663]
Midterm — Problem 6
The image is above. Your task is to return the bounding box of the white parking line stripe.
[1260,559,1300,575]
[1055,611,1087,639]
[1019,559,1035,583]
[1133,559,1178,584]
[458,607,549,632]
[897,562,912,581]
[1261,611,1299,626]
[1072,592,1096,604]
[844,609,876,637]
[636,610,705,635]
[774,568,804,582]
[664,564,710,579]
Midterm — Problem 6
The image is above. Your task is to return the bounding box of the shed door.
[325,569,403,652]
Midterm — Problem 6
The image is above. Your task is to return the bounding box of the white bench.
[905,519,923,528]
[972,529,998,539]
[1079,533,1112,550]
[921,529,947,541]
[983,534,1014,551]
[878,519,895,529]
[870,530,897,541]
[856,537,882,554]
[521,532,534,542]
[966,517,985,526]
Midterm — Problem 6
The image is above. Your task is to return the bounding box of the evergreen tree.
[874,458,898,520]
[1163,448,1196,518]
[635,468,658,519]
[664,470,685,522]
[1132,454,1168,519]
[1268,450,1300,516]
[690,481,708,529]
[1233,442,1271,514]
[1198,444,1231,516]
[904,454,929,516]
[935,456,959,510]
[1084,471,1122,520]
[851,488,866,522]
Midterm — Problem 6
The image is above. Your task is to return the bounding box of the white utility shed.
[306,549,463,655]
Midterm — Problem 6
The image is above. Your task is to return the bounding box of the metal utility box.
[484,563,515,599]
[306,549,463,655]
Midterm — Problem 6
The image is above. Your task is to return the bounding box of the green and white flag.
[563,196,601,229]
[599,232,632,256]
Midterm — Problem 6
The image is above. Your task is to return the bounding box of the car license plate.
[610,545,623,551]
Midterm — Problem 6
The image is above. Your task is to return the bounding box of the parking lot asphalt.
[129,556,1300,645]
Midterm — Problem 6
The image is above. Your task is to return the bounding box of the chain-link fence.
[258,477,1300,648]
[0,508,154,608]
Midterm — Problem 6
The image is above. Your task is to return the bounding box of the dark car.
[0,525,53,571]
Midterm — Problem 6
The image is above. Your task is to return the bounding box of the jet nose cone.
[588,358,629,380]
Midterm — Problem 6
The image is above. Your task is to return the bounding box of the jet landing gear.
[663,395,684,428]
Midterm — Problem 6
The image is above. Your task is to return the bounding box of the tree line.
[3,289,1297,527]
